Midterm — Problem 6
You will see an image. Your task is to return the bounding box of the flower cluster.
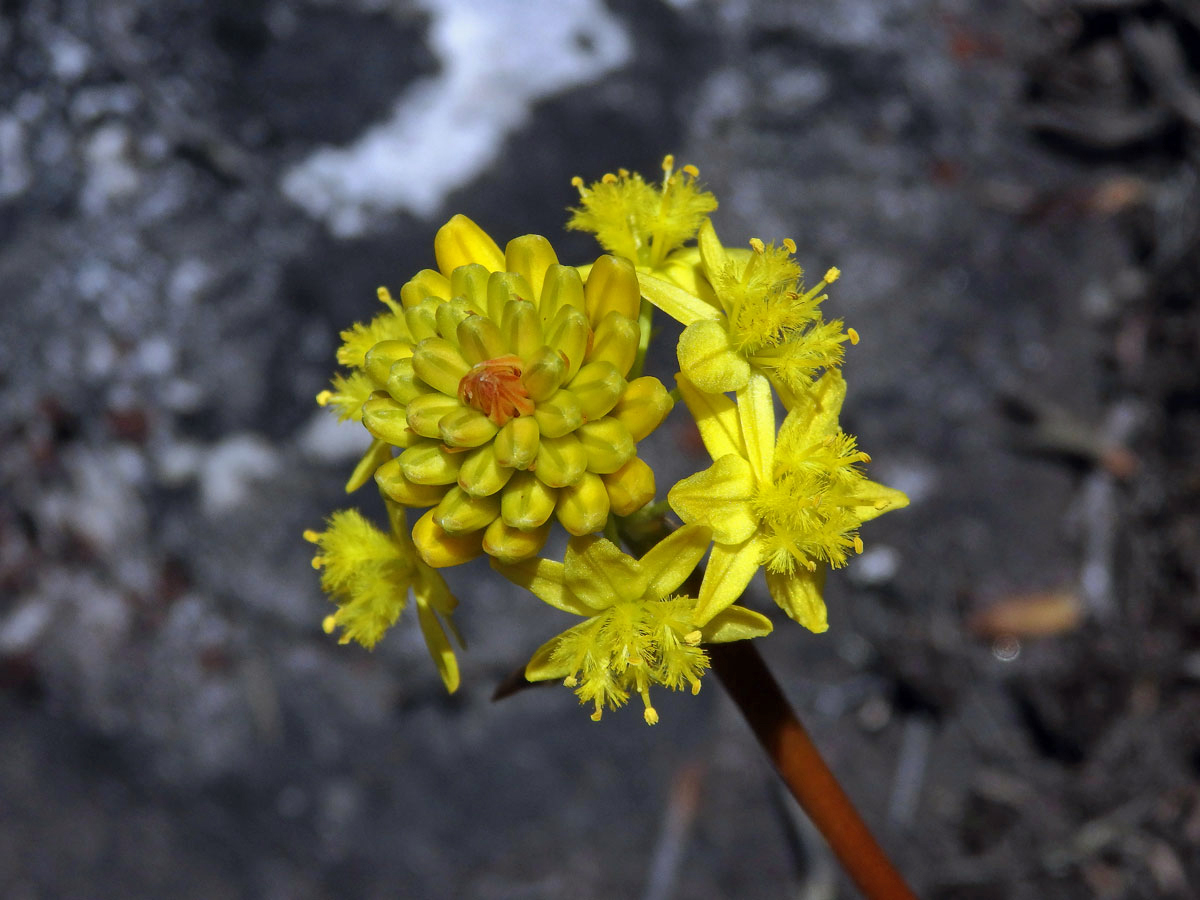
[308,156,907,722]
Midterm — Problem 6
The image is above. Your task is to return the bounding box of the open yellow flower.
[567,155,717,276]
[639,220,852,399]
[320,214,674,568]
[493,525,773,724]
[668,371,908,632]
[304,500,461,692]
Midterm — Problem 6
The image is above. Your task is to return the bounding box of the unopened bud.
[399,268,450,309]
[601,456,656,516]
[449,263,490,313]
[586,310,639,376]
[556,472,611,536]
[533,389,584,438]
[406,392,461,439]
[584,255,640,325]
[500,471,558,529]
[545,307,591,382]
[534,433,587,488]
[504,234,559,300]
[501,299,543,360]
[433,486,501,535]
[362,393,419,447]
[569,361,625,421]
[577,418,635,474]
[521,346,566,401]
[610,376,673,441]
[438,406,499,448]
[486,271,534,323]
[398,442,463,485]
[375,456,451,506]
[412,338,470,396]
[539,264,587,327]
[456,314,507,366]
[457,443,515,497]
[493,416,540,469]
[412,508,485,567]
[482,517,552,564]
[433,214,505,276]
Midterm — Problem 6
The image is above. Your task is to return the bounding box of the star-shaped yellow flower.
[639,220,851,400]
[668,371,908,631]
[493,524,772,723]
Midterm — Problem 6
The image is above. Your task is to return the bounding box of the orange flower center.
[457,355,534,426]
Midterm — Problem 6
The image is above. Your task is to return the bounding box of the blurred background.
[3,0,1199,897]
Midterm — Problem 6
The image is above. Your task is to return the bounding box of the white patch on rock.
[281,0,631,236]
[199,434,281,516]
[298,409,373,464]
[81,123,140,213]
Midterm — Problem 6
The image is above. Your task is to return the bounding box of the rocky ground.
[2,0,1199,897]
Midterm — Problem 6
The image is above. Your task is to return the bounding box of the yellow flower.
[640,219,852,398]
[304,501,461,692]
[323,214,674,568]
[667,371,908,631]
[567,155,717,274]
[493,525,773,724]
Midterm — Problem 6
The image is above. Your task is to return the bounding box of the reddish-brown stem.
[710,641,919,900]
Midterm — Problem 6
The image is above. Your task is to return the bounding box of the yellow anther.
[853,535,864,554]
[684,630,702,645]
[570,175,584,189]
[617,167,630,178]
[315,390,333,406]
[824,266,841,283]
[690,678,701,696]
[601,172,617,184]
[858,451,872,463]
[302,529,320,543]
[804,559,817,572]
[643,706,660,725]
[322,615,337,634]
[563,675,577,688]
[590,708,603,722]
[847,327,860,345]
[748,237,766,254]
[682,163,699,177]
[310,555,324,569]
[376,285,395,306]
[661,153,675,172]
[783,238,797,253]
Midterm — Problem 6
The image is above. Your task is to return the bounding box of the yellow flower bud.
[577,418,635,474]
[398,268,450,309]
[486,271,534,323]
[500,299,543,360]
[435,299,471,343]
[482,517,552,564]
[362,393,419,447]
[412,508,485,567]
[405,392,461,439]
[568,361,624,421]
[533,389,583,438]
[601,456,656,516]
[586,310,639,376]
[363,340,413,388]
[456,443,515,497]
[535,433,588,488]
[456,314,507,366]
[448,262,490,312]
[433,486,502,535]
[500,471,557,529]
[434,213,505,276]
[385,358,428,405]
[521,347,567,402]
[404,300,440,343]
[375,457,450,507]
[398,443,463,485]
[438,407,499,449]
[584,254,640,325]
[538,263,586,326]
[545,307,591,381]
[504,234,559,300]
[610,376,674,441]
[556,472,610,536]
[493,416,540,469]
[411,337,470,396]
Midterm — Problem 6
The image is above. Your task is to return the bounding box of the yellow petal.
[675,375,745,463]
[638,523,713,599]
[700,605,774,643]
[736,372,775,483]
[637,271,721,327]
[765,568,828,633]
[490,555,593,616]
[345,438,392,493]
[523,630,574,682]
[414,597,460,693]
[696,218,728,283]
[677,319,750,394]
[779,368,847,446]
[850,480,910,524]
[564,534,647,608]
[667,454,759,545]
[433,214,504,276]
[693,536,763,625]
